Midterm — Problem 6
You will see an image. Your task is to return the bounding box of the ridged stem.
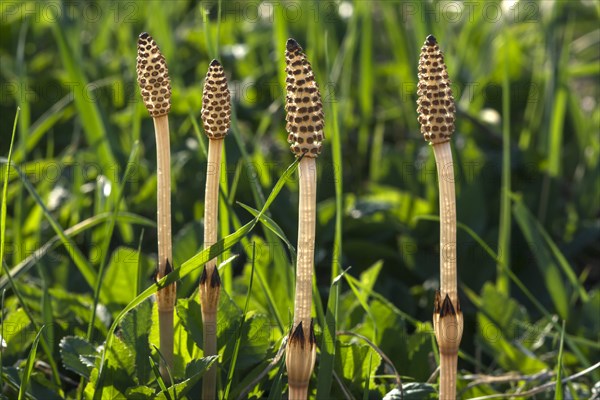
[288,385,309,400]
[432,141,462,400]
[200,138,223,400]
[293,157,316,332]
[153,114,175,381]
[439,348,458,399]
[432,142,457,307]
[285,157,317,400]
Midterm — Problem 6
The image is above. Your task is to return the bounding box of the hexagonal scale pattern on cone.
[417,35,455,144]
[201,60,231,140]
[285,38,324,158]
[136,32,171,117]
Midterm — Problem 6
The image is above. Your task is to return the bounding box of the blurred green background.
[1,0,599,398]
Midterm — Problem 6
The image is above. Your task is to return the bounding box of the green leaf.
[171,221,204,295]
[383,383,437,399]
[154,357,218,400]
[477,283,547,374]
[124,386,156,400]
[120,300,153,383]
[1,308,33,358]
[50,16,118,184]
[237,203,296,262]
[555,320,566,400]
[59,336,98,379]
[106,337,136,390]
[224,245,256,399]
[316,272,344,397]
[101,247,147,306]
[0,212,154,292]
[18,325,45,400]
[334,340,381,391]
[358,261,383,304]
[8,162,97,289]
[175,298,204,354]
[266,360,285,400]
[513,199,580,319]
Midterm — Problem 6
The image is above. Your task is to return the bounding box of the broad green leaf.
[176,298,204,354]
[171,221,203,295]
[105,337,136,391]
[358,261,383,304]
[334,340,381,391]
[383,383,437,399]
[101,247,147,306]
[124,386,155,400]
[59,336,98,379]
[154,356,218,400]
[120,300,153,383]
[1,308,33,358]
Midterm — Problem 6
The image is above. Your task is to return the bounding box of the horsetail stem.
[136,32,176,381]
[417,34,463,399]
[284,38,323,399]
[199,59,231,400]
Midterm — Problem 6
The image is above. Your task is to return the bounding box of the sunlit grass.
[0,1,598,398]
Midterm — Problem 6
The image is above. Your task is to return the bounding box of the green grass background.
[0,0,599,399]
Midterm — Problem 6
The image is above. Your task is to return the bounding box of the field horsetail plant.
[417,35,464,399]
[284,38,324,399]
[199,59,231,399]
[136,32,177,380]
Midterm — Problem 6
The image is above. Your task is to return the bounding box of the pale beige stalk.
[199,59,231,400]
[293,157,317,330]
[417,35,463,400]
[284,38,324,399]
[136,32,176,380]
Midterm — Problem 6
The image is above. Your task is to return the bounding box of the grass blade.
[1,108,19,280]
[94,158,300,398]
[224,243,256,399]
[18,325,46,400]
[49,17,118,184]
[316,272,345,397]
[1,109,62,392]
[87,142,140,340]
[497,30,512,295]
[9,162,97,288]
[555,320,566,400]
[237,202,296,262]
[0,116,19,400]
[512,199,582,319]
[0,212,154,292]
[150,354,172,400]
[415,214,593,373]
